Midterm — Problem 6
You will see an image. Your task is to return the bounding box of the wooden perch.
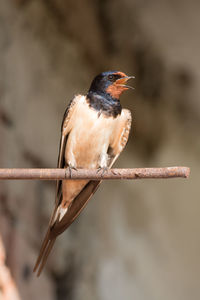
[0,167,190,180]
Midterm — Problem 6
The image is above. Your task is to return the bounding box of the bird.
[33,70,134,276]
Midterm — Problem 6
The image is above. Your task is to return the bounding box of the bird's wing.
[33,95,80,276]
[33,106,132,276]
[55,96,80,207]
[108,108,132,166]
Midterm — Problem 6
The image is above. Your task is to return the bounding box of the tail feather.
[33,229,50,273]
[33,180,102,276]
[36,239,56,277]
[33,227,56,277]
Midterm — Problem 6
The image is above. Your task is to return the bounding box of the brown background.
[0,0,199,299]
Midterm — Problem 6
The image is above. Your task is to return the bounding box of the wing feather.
[33,96,80,275]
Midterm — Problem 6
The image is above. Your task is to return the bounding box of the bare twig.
[0,167,190,180]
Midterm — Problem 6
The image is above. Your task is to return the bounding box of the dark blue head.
[88,71,134,99]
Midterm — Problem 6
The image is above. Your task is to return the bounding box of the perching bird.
[33,70,134,276]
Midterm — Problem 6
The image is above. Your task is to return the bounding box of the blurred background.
[0,0,199,299]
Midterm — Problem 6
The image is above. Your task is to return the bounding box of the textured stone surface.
[0,0,199,299]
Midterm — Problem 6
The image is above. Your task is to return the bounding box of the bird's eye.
[108,74,115,81]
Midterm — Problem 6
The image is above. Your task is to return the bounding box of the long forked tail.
[33,180,102,276]
[33,228,56,277]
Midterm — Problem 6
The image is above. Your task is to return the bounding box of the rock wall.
[0,1,199,299]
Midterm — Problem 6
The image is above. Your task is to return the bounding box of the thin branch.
[0,167,190,180]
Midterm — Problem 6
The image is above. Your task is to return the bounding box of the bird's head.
[88,71,134,99]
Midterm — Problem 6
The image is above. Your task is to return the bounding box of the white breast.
[65,97,120,168]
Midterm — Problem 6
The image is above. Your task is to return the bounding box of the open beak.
[116,76,135,90]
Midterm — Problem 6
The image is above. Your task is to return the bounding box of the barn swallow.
[33,71,133,276]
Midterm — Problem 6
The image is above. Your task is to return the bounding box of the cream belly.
[65,98,119,169]
[62,99,118,207]
[61,96,126,208]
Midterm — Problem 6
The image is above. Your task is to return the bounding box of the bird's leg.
[97,153,108,176]
[66,150,78,178]
[67,162,77,178]
[97,166,108,176]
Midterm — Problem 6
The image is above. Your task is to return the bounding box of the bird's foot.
[67,164,78,178]
[97,166,108,177]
